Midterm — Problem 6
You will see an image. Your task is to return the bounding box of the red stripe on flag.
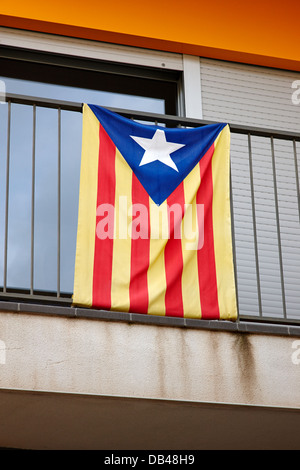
[92,124,116,309]
[197,143,220,319]
[164,182,185,317]
[129,173,150,314]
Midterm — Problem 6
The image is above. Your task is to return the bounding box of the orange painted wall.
[0,0,300,71]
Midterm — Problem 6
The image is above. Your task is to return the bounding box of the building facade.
[0,1,300,450]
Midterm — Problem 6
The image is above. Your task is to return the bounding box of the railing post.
[270,136,287,319]
[248,133,263,318]
[30,104,36,295]
[3,100,11,293]
[57,107,61,298]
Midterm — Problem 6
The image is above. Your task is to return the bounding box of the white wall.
[200,58,300,132]
[0,311,299,409]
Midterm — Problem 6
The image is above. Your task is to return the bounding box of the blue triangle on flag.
[89,104,227,206]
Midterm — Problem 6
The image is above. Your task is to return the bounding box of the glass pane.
[0,75,167,295]
[1,76,165,114]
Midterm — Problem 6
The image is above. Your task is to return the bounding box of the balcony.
[1,94,300,450]
[0,93,300,328]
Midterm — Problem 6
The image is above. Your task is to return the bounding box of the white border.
[182,54,203,119]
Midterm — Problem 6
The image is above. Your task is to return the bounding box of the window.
[0,46,180,300]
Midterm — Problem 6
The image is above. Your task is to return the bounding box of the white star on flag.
[130,129,185,172]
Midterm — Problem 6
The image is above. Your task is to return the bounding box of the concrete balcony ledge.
[0,302,299,408]
[0,299,300,337]
[1,300,300,449]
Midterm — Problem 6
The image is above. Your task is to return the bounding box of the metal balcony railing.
[1,93,300,325]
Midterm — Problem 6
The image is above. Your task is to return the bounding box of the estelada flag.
[73,104,237,320]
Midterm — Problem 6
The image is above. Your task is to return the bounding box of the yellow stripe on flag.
[73,104,99,307]
[211,125,237,320]
[147,199,168,316]
[110,148,133,312]
[181,164,202,318]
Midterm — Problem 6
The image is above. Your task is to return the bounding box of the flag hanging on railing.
[73,104,237,320]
